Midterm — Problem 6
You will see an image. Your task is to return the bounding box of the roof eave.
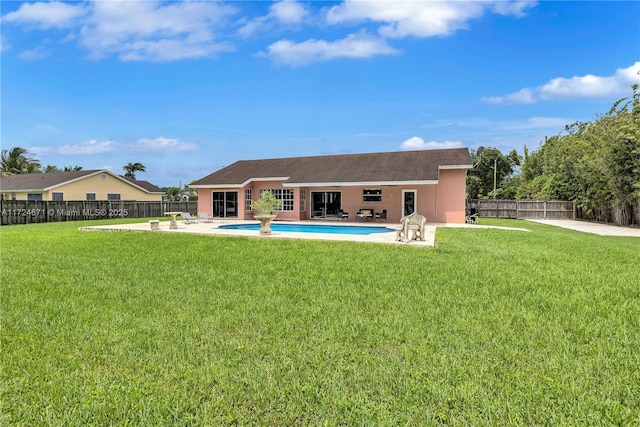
[190,184,244,189]
[439,164,473,170]
[284,180,439,187]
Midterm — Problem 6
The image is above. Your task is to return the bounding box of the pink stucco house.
[190,148,472,224]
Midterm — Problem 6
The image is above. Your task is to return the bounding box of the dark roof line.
[191,148,472,187]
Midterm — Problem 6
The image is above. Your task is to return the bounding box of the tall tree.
[0,147,41,175]
[123,162,146,179]
[517,85,640,224]
[466,147,521,199]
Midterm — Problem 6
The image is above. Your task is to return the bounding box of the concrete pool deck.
[79,219,530,247]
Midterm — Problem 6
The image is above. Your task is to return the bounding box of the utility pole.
[493,157,497,200]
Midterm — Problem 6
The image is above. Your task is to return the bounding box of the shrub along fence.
[466,199,575,220]
[574,204,639,227]
[0,200,198,226]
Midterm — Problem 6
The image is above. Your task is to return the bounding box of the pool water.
[219,223,395,235]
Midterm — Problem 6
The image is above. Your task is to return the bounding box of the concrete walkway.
[528,219,640,237]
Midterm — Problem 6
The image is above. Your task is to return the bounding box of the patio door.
[212,191,238,218]
[402,190,416,217]
[311,191,341,218]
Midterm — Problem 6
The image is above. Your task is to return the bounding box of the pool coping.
[79,219,529,247]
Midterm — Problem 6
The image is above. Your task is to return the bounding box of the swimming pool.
[219,223,395,235]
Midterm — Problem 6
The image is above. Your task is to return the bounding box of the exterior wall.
[298,185,436,223]
[195,169,467,224]
[434,169,467,223]
[3,174,161,201]
[196,190,214,217]
[196,183,303,221]
[251,182,299,221]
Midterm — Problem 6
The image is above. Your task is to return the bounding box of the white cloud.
[79,0,236,61]
[0,35,10,52]
[326,0,536,39]
[133,137,198,152]
[271,0,307,25]
[58,140,117,155]
[399,136,463,151]
[238,0,307,37]
[484,88,535,105]
[18,46,52,61]
[2,0,237,62]
[485,62,640,104]
[262,32,399,66]
[2,1,87,29]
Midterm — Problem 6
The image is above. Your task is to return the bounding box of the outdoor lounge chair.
[465,207,478,224]
[375,209,387,222]
[198,212,215,223]
[181,212,199,224]
[338,209,349,220]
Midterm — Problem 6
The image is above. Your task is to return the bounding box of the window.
[244,188,252,211]
[28,193,43,201]
[363,189,382,203]
[300,189,306,212]
[107,193,121,201]
[11,193,16,200]
[86,193,96,201]
[264,189,294,211]
[52,192,64,201]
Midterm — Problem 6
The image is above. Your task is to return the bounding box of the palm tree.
[0,147,41,175]
[123,162,146,179]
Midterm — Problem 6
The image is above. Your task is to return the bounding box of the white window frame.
[244,188,253,211]
[264,189,294,211]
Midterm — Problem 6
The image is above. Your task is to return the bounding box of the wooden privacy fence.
[0,200,198,226]
[466,199,575,220]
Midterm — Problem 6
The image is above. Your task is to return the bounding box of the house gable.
[1,170,163,201]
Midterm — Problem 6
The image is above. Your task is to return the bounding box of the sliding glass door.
[212,191,238,218]
[311,191,341,218]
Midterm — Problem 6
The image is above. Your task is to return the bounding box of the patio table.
[164,211,182,229]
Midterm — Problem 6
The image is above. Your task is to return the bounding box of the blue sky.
[1,0,639,187]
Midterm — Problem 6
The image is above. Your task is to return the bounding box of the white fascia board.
[284,180,438,188]
[190,177,290,189]
[189,184,243,189]
[439,164,473,170]
[241,177,290,187]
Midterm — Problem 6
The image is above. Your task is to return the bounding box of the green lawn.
[2,219,639,425]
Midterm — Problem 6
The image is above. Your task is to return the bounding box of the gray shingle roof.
[120,176,164,193]
[0,170,163,193]
[1,170,99,191]
[191,148,471,187]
